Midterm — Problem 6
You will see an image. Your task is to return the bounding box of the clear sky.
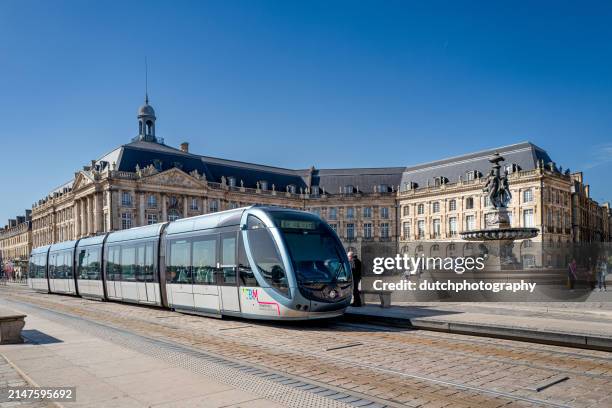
[1,1,611,223]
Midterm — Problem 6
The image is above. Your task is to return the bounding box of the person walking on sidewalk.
[348,251,362,307]
[568,258,578,290]
[597,255,608,292]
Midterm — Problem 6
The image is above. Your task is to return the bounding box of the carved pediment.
[72,171,95,192]
[141,167,205,189]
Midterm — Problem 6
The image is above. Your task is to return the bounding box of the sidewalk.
[346,300,612,351]
[0,306,288,408]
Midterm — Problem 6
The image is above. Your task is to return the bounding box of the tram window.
[65,251,74,278]
[77,249,87,279]
[136,243,155,282]
[247,218,289,295]
[238,234,258,286]
[168,239,191,284]
[192,238,216,284]
[121,246,137,281]
[221,237,236,285]
[106,246,122,281]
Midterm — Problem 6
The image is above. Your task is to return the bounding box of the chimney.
[8,219,16,228]
[180,142,189,153]
[585,185,590,198]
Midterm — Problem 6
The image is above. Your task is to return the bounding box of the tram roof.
[165,207,247,235]
[106,223,167,244]
[49,240,78,252]
[31,245,51,255]
[77,234,107,248]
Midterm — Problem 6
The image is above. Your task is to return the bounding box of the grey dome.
[138,103,156,118]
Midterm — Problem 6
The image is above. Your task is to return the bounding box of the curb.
[344,312,612,352]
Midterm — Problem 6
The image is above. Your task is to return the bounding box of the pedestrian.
[568,258,577,290]
[348,251,362,307]
[597,255,608,292]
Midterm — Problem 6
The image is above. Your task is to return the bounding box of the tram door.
[192,234,220,313]
[218,232,240,313]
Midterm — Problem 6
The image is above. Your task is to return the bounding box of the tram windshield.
[271,212,351,284]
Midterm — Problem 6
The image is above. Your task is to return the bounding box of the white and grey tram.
[28,206,353,320]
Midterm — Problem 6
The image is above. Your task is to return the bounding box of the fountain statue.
[461,152,539,269]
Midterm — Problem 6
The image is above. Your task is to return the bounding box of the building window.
[346,223,355,240]
[168,210,181,222]
[260,180,268,191]
[363,207,372,218]
[432,202,440,213]
[347,207,354,219]
[147,214,158,225]
[402,206,409,216]
[147,195,157,208]
[121,213,132,230]
[523,209,535,227]
[380,207,389,219]
[121,192,132,207]
[417,220,425,239]
[287,184,297,194]
[432,219,441,238]
[310,208,321,216]
[417,204,425,215]
[402,222,411,239]
[466,215,475,231]
[484,196,491,207]
[380,223,389,238]
[508,212,513,226]
[228,177,237,187]
[329,207,337,220]
[343,185,354,194]
[364,223,372,239]
[523,189,533,203]
[449,199,456,211]
[449,217,457,236]
[466,197,474,209]
[229,202,238,209]
[209,200,219,213]
[190,198,198,211]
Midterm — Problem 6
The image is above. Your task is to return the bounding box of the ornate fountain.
[461,152,539,270]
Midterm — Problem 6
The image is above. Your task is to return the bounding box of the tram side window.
[65,251,74,278]
[136,242,156,282]
[247,215,289,295]
[238,233,258,286]
[106,246,122,281]
[221,236,236,285]
[78,248,102,280]
[77,249,87,279]
[121,246,137,281]
[167,239,191,284]
[192,238,216,284]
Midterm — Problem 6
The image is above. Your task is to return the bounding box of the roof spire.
[145,56,149,104]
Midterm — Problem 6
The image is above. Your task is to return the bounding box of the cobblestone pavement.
[2,287,611,408]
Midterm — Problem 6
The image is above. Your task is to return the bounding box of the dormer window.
[228,177,237,187]
[504,163,521,174]
[434,177,447,186]
[465,170,479,181]
[343,185,355,194]
[260,180,268,191]
[287,184,297,194]
[375,184,389,193]
[311,186,320,196]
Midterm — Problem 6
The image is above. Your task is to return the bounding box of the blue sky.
[1,1,611,222]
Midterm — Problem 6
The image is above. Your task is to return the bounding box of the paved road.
[1,287,611,408]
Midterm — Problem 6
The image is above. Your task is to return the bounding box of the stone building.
[0,210,32,277]
[30,98,611,267]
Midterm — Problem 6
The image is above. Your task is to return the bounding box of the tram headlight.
[329,289,338,299]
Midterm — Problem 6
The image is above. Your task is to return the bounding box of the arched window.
[145,120,153,135]
[139,121,143,134]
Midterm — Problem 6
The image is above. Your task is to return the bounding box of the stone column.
[87,195,94,235]
[161,194,167,222]
[105,190,112,231]
[183,196,189,218]
[139,193,145,226]
[94,193,103,233]
[74,202,81,240]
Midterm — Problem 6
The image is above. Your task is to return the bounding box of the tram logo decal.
[242,288,280,316]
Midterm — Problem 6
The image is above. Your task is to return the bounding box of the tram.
[28,206,353,320]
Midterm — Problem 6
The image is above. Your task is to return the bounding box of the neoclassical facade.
[29,98,611,270]
[0,211,32,276]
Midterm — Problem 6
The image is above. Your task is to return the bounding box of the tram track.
[2,288,609,407]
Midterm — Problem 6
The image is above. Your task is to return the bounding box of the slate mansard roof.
[94,140,554,194]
